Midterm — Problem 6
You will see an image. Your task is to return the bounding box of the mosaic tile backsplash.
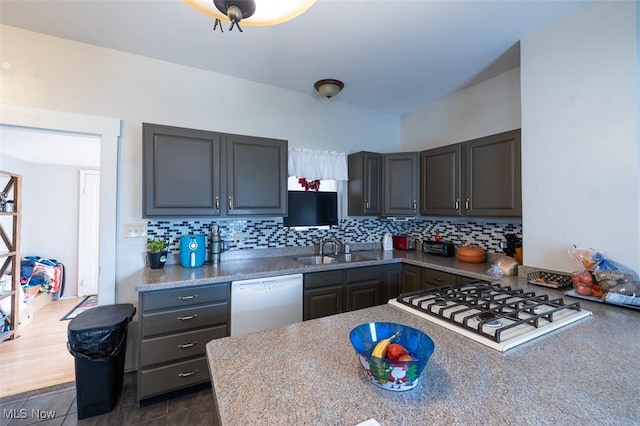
[148,217,522,255]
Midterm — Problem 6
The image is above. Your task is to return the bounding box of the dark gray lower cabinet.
[421,268,456,289]
[401,264,422,293]
[303,266,382,320]
[381,263,402,301]
[303,270,344,320]
[346,267,380,312]
[137,282,230,402]
[402,264,477,292]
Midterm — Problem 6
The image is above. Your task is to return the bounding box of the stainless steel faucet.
[320,238,341,256]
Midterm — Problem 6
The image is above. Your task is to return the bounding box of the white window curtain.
[288,148,349,181]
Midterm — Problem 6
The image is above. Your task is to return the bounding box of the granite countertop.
[135,249,501,291]
[205,279,640,425]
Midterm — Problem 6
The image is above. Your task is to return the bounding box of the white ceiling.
[0,0,590,115]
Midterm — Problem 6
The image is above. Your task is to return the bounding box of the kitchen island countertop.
[205,278,640,425]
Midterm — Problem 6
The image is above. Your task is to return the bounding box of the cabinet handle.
[435,278,445,282]
[215,196,220,210]
[455,199,459,210]
[177,315,197,321]
[178,295,197,301]
[228,196,233,210]
[177,341,198,349]
[178,370,198,378]
[365,200,369,209]
[412,200,416,211]
[465,198,470,210]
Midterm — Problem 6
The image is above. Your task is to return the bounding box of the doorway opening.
[0,104,120,305]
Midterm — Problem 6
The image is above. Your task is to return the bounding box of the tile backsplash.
[148,217,522,255]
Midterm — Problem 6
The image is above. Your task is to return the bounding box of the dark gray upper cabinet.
[420,129,521,218]
[143,123,287,217]
[463,130,521,217]
[226,134,287,216]
[143,123,222,217]
[348,152,383,216]
[420,144,461,216]
[383,152,419,216]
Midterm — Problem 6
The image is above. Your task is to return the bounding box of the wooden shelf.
[0,171,21,346]
[0,329,15,343]
[0,290,15,302]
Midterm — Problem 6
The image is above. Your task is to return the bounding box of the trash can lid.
[68,303,136,333]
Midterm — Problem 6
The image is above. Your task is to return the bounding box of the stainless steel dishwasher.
[230,274,303,336]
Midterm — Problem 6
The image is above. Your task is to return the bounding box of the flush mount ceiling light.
[314,79,344,99]
[183,0,316,32]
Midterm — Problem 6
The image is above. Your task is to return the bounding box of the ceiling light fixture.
[314,79,344,99]
[183,0,316,32]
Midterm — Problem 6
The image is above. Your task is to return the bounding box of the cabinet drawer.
[304,270,344,289]
[139,357,209,399]
[140,325,227,366]
[422,268,456,287]
[142,283,228,312]
[346,266,380,283]
[142,303,228,337]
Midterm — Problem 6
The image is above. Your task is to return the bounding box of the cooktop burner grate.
[394,281,587,344]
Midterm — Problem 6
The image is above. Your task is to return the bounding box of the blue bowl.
[349,322,435,391]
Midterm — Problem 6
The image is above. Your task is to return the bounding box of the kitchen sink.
[295,253,371,265]
[295,255,336,265]
[330,253,371,263]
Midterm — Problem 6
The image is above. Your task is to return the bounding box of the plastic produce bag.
[591,251,639,281]
[568,246,598,270]
[569,246,639,297]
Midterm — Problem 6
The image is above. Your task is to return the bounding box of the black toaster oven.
[422,240,455,257]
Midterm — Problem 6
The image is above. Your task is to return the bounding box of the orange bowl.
[456,246,487,263]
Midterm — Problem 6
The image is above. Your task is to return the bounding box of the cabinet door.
[143,123,221,217]
[345,266,381,312]
[303,286,343,320]
[401,264,422,293]
[381,264,402,301]
[348,152,382,216]
[420,144,461,216]
[463,129,521,217]
[226,134,287,216]
[383,153,419,216]
[345,283,379,312]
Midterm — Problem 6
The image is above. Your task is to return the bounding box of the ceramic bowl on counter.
[349,322,434,391]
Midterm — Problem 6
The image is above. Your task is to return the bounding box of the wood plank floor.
[0,297,83,397]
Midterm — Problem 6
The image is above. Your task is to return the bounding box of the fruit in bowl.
[349,322,435,391]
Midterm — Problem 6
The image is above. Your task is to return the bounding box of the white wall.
[520,1,639,273]
[401,68,521,151]
[0,25,400,303]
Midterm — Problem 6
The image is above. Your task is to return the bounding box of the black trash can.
[67,303,136,420]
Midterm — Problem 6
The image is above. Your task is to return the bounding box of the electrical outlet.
[232,232,243,245]
[369,233,377,242]
[123,222,148,238]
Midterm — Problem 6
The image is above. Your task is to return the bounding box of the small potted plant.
[146,237,168,269]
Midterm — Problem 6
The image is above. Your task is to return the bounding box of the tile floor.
[0,373,216,425]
